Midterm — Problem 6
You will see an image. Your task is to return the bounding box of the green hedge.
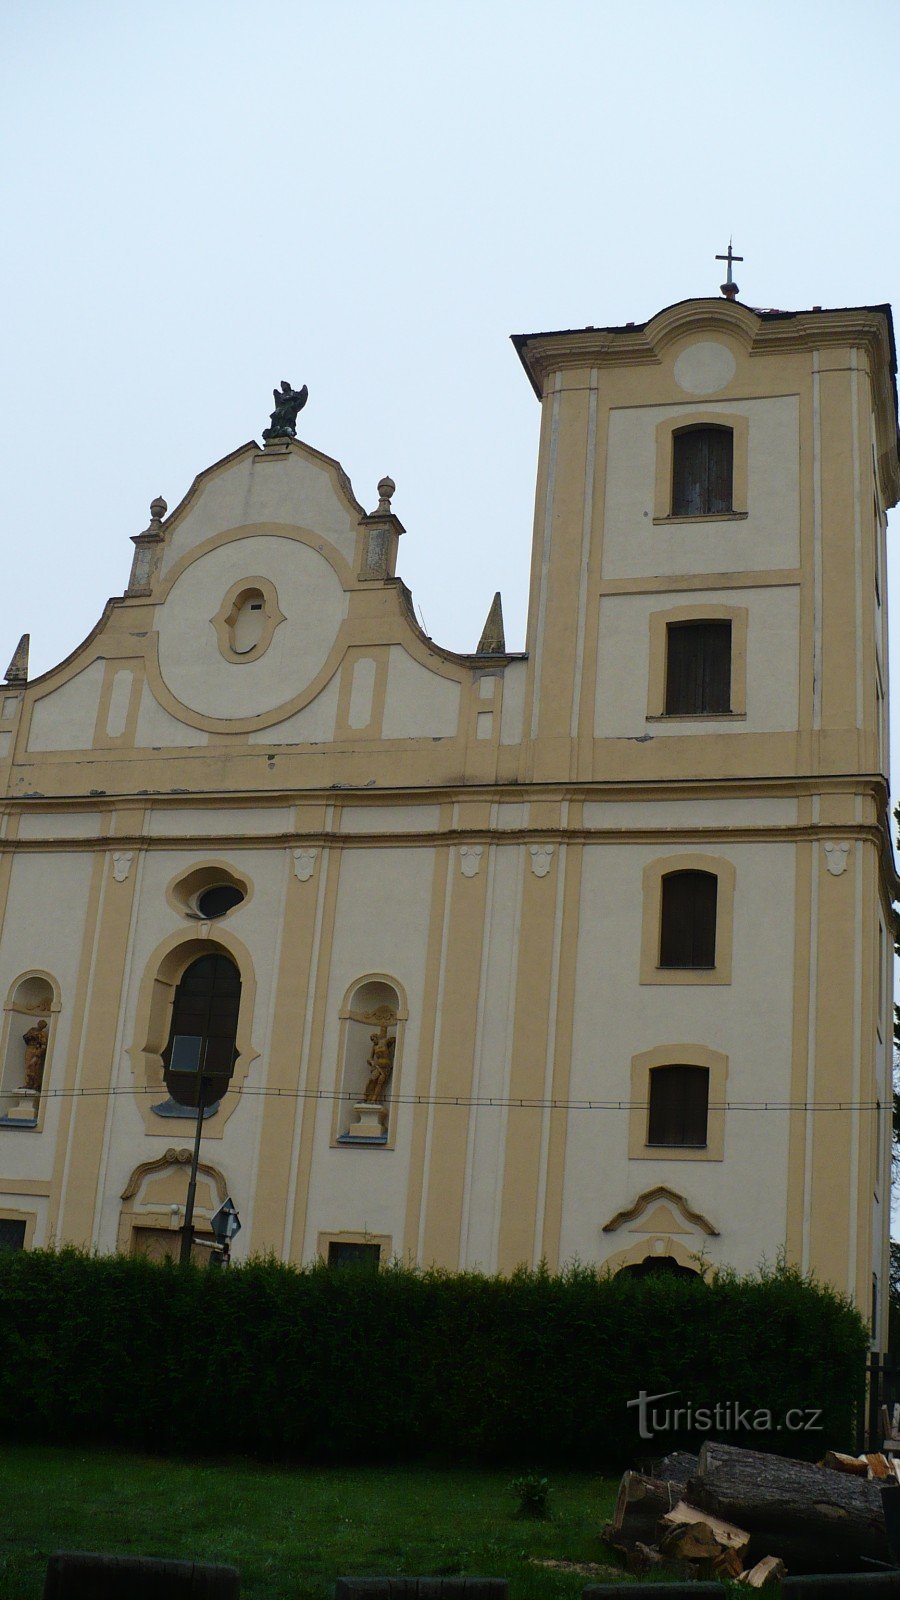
[0,1251,867,1466]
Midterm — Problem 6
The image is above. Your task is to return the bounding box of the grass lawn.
[0,1447,625,1600]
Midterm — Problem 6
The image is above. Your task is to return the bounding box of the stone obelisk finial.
[477,593,506,655]
[4,634,29,686]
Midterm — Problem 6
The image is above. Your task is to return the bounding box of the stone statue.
[22,1019,48,1093]
[262,380,309,441]
[362,1025,395,1105]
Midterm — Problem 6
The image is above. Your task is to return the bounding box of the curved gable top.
[512,296,900,507]
[158,436,367,579]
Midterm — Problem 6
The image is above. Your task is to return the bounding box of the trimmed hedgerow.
[0,1251,866,1466]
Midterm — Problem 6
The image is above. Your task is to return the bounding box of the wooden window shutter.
[659,870,718,967]
[647,1064,709,1146]
[665,621,732,715]
[672,426,733,516]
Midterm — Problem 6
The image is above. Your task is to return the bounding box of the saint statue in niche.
[362,1022,395,1105]
[22,1019,48,1093]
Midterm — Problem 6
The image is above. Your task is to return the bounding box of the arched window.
[672,425,733,516]
[647,1064,709,1147]
[620,1256,700,1281]
[659,870,717,969]
[162,953,241,1104]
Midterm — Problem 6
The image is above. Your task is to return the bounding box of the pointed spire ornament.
[4,634,29,686]
[477,593,506,655]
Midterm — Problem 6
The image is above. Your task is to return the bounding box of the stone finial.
[376,476,396,514]
[477,592,506,655]
[4,634,29,686]
[149,496,167,525]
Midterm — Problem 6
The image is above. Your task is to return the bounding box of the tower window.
[672,425,734,516]
[647,1064,709,1147]
[665,621,732,715]
[659,870,718,969]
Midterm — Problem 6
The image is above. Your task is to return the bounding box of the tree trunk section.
[688,1442,890,1571]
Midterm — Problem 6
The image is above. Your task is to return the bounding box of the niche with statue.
[0,973,58,1125]
[335,978,404,1145]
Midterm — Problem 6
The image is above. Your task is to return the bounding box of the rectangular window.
[659,871,717,968]
[672,426,733,516]
[0,1219,26,1251]
[327,1241,381,1269]
[647,1065,709,1147]
[665,621,732,715]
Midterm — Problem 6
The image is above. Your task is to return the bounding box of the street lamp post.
[179,1072,208,1266]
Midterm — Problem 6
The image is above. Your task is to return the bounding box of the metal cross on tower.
[716,241,743,301]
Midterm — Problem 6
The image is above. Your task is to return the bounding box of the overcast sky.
[2,0,899,754]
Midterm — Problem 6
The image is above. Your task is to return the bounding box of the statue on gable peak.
[263,379,309,441]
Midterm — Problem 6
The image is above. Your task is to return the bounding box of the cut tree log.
[605,1471,680,1549]
[659,1518,744,1580]
[737,1555,788,1588]
[687,1440,890,1571]
[821,1451,869,1476]
[661,1498,750,1553]
[653,1450,701,1487]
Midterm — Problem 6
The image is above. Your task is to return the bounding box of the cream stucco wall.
[0,297,894,1344]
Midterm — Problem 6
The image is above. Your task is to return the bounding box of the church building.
[0,290,896,1343]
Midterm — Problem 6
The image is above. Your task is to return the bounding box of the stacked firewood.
[602,1441,894,1586]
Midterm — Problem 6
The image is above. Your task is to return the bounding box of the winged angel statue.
[262,380,309,441]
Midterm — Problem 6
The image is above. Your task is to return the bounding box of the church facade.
[0,296,896,1341]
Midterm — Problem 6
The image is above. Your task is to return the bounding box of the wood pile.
[601,1441,897,1584]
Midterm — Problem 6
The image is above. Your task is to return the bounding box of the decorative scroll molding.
[121,1147,227,1203]
[459,845,483,878]
[602,1184,719,1237]
[529,843,554,878]
[112,851,134,883]
[823,841,850,877]
[292,847,318,882]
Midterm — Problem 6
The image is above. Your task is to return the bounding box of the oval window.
[196,884,245,920]
[230,589,266,655]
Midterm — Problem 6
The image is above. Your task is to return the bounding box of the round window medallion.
[673,341,737,396]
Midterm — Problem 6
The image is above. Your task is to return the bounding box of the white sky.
[2,0,900,764]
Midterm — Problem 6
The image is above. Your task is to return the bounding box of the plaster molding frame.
[629,1042,729,1162]
[639,852,735,986]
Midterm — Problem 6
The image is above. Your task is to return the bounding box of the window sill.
[657,965,715,973]
[645,1142,708,1151]
[646,713,746,723]
[652,512,748,525]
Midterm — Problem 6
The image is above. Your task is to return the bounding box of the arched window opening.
[0,974,56,1126]
[162,953,241,1109]
[229,588,266,655]
[672,425,733,516]
[659,870,718,969]
[336,979,401,1144]
[647,1064,709,1148]
[620,1256,700,1281]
